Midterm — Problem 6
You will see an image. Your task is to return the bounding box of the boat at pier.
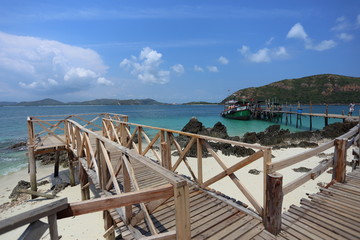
[221,100,252,120]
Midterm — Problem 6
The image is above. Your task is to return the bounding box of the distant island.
[2,74,359,106]
[0,98,167,106]
[222,74,360,104]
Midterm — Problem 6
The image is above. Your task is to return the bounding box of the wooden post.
[28,145,37,199]
[67,150,76,187]
[264,172,283,235]
[325,104,329,126]
[79,162,90,200]
[47,214,59,240]
[197,138,203,185]
[138,127,143,154]
[104,210,115,240]
[333,138,347,183]
[160,131,172,170]
[122,156,132,224]
[54,149,60,178]
[174,183,190,240]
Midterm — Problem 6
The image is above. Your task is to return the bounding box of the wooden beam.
[139,231,176,240]
[333,138,347,183]
[0,198,68,234]
[57,184,174,219]
[263,172,283,235]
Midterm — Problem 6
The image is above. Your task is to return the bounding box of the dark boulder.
[243,132,257,144]
[209,122,229,139]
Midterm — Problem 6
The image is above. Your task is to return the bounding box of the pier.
[0,112,359,239]
[253,104,358,130]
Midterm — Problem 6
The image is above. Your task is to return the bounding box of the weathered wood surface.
[276,168,360,240]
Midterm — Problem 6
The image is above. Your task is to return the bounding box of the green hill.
[16,98,64,106]
[222,74,360,104]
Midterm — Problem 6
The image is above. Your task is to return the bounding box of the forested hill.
[222,74,360,104]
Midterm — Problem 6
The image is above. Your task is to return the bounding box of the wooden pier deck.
[3,113,358,239]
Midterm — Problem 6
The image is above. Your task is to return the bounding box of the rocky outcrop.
[176,118,253,157]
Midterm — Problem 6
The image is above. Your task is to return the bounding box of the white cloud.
[194,65,204,72]
[0,31,108,92]
[172,64,185,74]
[337,33,354,41]
[287,23,308,40]
[96,77,114,86]
[239,45,288,63]
[120,47,170,84]
[207,66,219,72]
[332,16,349,31]
[64,67,98,81]
[218,56,229,65]
[287,23,336,51]
[306,40,336,51]
[274,47,288,57]
[265,37,274,46]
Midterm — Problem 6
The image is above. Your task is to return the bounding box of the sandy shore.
[0,143,353,239]
[0,164,104,240]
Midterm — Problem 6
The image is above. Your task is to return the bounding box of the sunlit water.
[0,104,353,176]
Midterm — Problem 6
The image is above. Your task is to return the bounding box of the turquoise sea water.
[0,104,355,176]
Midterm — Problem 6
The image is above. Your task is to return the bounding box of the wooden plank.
[288,205,357,239]
[283,211,344,240]
[57,184,173,219]
[139,231,176,240]
[282,212,333,240]
[281,216,320,240]
[18,220,49,240]
[206,215,255,240]
[226,219,263,240]
[269,140,334,172]
[300,199,360,228]
[301,202,358,233]
[192,213,246,240]
[0,198,68,234]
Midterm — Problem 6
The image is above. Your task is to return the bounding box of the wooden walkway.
[21,113,360,239]
[87,141,360,239]
[100,142,268,239]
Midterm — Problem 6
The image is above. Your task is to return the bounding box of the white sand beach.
[0,143,353,239]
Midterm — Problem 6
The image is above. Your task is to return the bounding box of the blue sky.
[0,1,359,103]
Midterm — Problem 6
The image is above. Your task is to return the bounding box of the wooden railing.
[63,119,190,239]
[25,112,360,237]
[0,198,68,240]
[263,123,360,234]
[101,118,271,218]
[27,113,128,149]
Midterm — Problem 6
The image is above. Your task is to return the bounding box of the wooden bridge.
[1,113,359,239]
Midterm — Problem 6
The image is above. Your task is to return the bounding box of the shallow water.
[0,104,352,176]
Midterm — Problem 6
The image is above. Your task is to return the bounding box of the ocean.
[0,104,354,176]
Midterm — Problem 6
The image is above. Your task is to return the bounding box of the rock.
[321,122,357,139]
[243,132,257,144]
[181,117,208,135]
[292,167,311,172]
[8,141,27,150]
[9,180,31,199]
[209,122,229,139]
[248,169,261,175]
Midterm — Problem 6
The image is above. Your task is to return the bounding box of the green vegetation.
[222,74,360,104]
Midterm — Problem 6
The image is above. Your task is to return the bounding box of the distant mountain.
[222,74,360,104]
[0,101,18,106]
[4,98,166,106]
[71,98,165,105]
[16,98,64,106]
